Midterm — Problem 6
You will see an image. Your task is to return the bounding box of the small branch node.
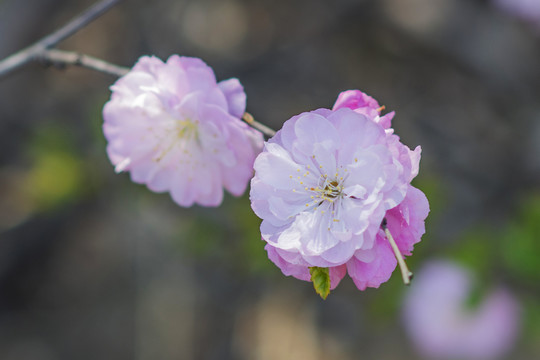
[0,0,123,79]
[242,112,277,138]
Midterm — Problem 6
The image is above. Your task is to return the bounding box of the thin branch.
[43,49,129,77]
[382,220,413,285]
[0,0,122,79]
[0,0,281,136]
[242,112,276,138]
[36,0,122,50]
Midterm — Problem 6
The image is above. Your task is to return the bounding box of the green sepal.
[309,266,331,300]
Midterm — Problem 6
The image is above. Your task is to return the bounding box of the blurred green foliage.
[449,192,540,288]
[500,194,540,285]
[452,228,494,280]
[449,192,540,326]
[24,150,83,210]
[180,194,273,275]
[365,273,405,325]
[24,124,86,212]
[412,174,446,217]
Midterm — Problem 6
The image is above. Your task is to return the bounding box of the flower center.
[153,119,199,163]
[322,180,342,200]
[311,176,345,203]
[176,119,198,140]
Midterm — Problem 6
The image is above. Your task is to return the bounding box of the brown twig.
[0,0,123,79]
[43,49,129,77]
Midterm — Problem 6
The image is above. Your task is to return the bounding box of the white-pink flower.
[403,260,521,360]
[103,55,263,207]
[250,90,429,292]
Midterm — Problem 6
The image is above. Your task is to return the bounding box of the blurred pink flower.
[103,55,263,207]
[250,90,428,291]
[494,0,540,26]
[403,260,521,360]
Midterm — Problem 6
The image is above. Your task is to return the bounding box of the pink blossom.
[103,55,263,207]
[250,90,428,291]
[403,261,521,360]
[333,89,395,129]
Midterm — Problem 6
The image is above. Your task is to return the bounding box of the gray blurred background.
[0,0,539,359]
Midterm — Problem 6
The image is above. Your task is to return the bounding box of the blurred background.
[0,0,539,359]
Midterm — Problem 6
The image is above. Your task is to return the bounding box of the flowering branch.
[0,0,122,79]
[0,0,276,136]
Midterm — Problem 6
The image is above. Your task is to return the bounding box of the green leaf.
[309,267,331,300]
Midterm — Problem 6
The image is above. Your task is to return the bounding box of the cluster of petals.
[103,55,263,207]
[403,260,520,360]
[250,90,429,290]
